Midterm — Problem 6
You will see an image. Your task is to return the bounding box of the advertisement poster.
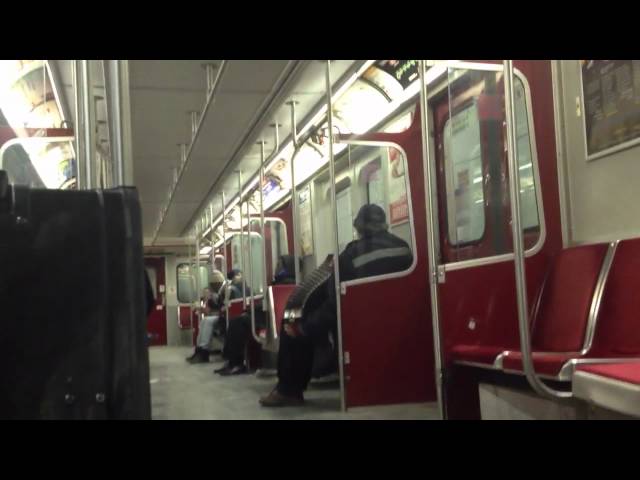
[374,60,419,90]
[581,60,640,159]
[298,186,313,256]
[388,147,409,225]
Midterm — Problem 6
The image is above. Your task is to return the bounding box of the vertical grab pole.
[221,192,230,326]
[246,184,258,343]
[110,60,125,186]
[237,171,247,305]
[80,60,94,189]
[209,205,215,268]
[326,60,346,412]
[188,240,192,290]
[287,101,301,284]
[259,140,269,312]
[72,60,86,190]
[503,60,570,399]
[195,230,201,307]
[418,60,446,419]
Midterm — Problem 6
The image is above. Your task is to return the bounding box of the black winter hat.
[353,204,388,235]
[227,269,242,280]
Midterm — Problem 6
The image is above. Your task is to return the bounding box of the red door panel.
[338,122,436,408]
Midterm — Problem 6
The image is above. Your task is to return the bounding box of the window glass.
[437,67,542,263]
[361,159,384,210]
[246,224,265,295]
[177,263,195,304]
[269,220,289,278]
[2,139,75,189]
[514,79,539,230]
[177,263,208,303]
[443,102,485,245]
[336,187,353,252]
[336,144,415,282]
[298,187,313,256]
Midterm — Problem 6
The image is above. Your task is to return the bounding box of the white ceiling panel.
[48,60,362,246]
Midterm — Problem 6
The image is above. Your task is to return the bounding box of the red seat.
[450,345,507,367]
[500,351,582,377]
[572,361,640,417]
[268,284,296,338]
[576,363,640,384]
[451,242,610,370]
[178,305,192,329]
[587,238,640,358]
[227,299,244,318]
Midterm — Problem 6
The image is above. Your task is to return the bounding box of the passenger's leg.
[259,328,314,405]
[198,315,218,350]
[276,331,315,396]
[216,314,250,375]
[187,315,212,363]
[261,304,336,406]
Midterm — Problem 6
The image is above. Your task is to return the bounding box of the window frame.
[435,66,547,273]
[176,262,199,304]
[333,140,418,288]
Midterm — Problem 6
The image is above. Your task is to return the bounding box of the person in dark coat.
[260,204,413,407]
[214,256,297,376]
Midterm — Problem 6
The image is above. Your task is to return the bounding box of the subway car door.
[145,256,168,346]
[335,124,436,408]
[422,62,563,418]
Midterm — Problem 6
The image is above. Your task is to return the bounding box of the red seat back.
[531,243,609,352]
[178,305,192,329]
[227,299,244,319]
[269,285,296,335]
[591,238,640,356]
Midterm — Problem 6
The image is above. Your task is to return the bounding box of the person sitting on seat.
[220,269,249,304]
[259,204,413,407]
[214,255,297,376]
[186,270,226,363]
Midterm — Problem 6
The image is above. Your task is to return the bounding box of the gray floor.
[150,346,439,420]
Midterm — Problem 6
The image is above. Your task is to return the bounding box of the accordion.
[283,255,334,325]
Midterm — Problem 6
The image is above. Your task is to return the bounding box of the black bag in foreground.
[0,171,151,419]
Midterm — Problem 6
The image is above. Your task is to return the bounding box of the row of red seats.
[451,237,640,382]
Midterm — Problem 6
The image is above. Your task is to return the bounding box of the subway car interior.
[1,60,640,420]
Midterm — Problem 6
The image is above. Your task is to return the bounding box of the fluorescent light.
[199,246,212,255]
[519,163,532,171]
[473,177,483,184]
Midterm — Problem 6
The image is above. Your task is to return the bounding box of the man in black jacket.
[260,204,413,407]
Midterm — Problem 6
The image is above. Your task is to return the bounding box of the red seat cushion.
[227,300,244,318]
[590,238,640,357]
[531,243,608,352]
[178,305,192,329]
[450,344,506,366]
[576,363,640,385]
[501,351,582,377]
[270,285,296,332]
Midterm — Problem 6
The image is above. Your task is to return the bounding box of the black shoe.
[187,349,210,364]
[214,362,230,374]
[218,365,248,376]
[259,389,304,407]
[185,350,198,362]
